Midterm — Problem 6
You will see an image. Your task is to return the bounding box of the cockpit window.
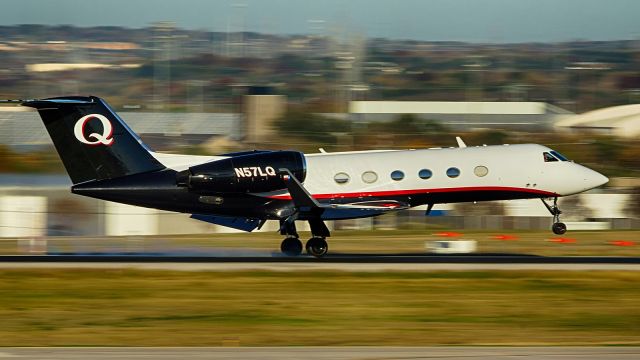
[543,152,559,162]
[550,150,569,161]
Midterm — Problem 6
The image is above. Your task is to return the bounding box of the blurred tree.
[413,71,435,83]
[0,145,15,172]
[592,137,624,162]
[615,73,640,90]
[454,201,506,216]
[274,109,350,145]
[618,143,640,169]
[273,54,308,74]
[0,145,64,173]
[467,130,510,145]
[387,114,422,133]
[560,195,594,221]
[370,114,448,136]
[49,198,90,236]
[365,115,452,148]
[624,188,640,219]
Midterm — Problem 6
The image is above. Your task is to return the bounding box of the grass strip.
[0,269,639,346]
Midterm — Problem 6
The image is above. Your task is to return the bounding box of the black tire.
[280,237,303,256]
[306,237,328,258]
[552,222,567,235]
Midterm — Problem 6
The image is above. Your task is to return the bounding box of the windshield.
[543,152,558,162]
[550,150,569,161]
[544,150,570,162]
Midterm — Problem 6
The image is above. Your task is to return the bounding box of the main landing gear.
[305,237,328,258]
[277,168,332,258]
[280,236,303,256]
[279,218,329,258]
[541,197,567,235]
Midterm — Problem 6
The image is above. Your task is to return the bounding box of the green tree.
[274,110,350,145]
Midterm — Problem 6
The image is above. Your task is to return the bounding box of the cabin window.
[418,169,433,179]
[550,150,569,161]
[362,171,378,184]
[334,172,350,184]
[446,167,461,178]
[543,152,558,162]
[474,166,489,177]
[390,170,405,181]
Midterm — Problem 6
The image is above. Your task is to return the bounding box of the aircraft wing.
[279,168,410,220]
[318,200,410,220]
[190,170,410,232]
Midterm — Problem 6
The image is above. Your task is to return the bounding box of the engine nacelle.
[177,150,306,193]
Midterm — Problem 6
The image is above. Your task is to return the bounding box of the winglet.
[456,136,467,148]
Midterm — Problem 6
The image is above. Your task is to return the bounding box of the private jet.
[2,96,608,257]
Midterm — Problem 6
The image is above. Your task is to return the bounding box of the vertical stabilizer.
[22,96,165,184]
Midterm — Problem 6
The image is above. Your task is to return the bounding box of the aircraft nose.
[556,164,609,196]
[584,168,609,190]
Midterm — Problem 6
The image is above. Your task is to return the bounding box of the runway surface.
[3,253,640,263]
[1,253,639,270]
[0,347,639,359]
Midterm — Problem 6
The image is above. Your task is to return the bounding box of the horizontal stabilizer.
[0,99,36,104]
[190,214,261,232]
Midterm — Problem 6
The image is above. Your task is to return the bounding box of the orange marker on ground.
[548,237,576,243]
[491,234,519,241]
[610,240,635,247]
[433,232,462,238]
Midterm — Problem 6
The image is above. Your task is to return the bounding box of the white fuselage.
[301,144,606,198]
[152,143,608,207]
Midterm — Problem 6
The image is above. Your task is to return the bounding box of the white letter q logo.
[74,114,114,146]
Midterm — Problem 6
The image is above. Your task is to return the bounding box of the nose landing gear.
[541,197,567,235]
[552,222,567,235]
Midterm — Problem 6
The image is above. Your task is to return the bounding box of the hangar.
[554,104,640,138]
[349,101,574,130]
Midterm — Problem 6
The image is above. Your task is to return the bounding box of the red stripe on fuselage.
[266,186,556,200]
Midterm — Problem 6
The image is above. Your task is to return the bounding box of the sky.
[1,0,640,43]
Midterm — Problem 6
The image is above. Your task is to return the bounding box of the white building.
[349,101,574,130]
[555,104,640,138]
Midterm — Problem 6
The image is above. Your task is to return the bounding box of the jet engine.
[176,150,306,193]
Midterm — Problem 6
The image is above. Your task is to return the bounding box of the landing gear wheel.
[552,222,567,235]
[280,237,303,256]
[542,197,568,235]
[306,237,328,258]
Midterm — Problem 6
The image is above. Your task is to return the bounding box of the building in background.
[349,101,574,131]
[242,86,286,144]
[555,104,640,138]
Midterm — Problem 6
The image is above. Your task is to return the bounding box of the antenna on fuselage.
[455,137,467,148]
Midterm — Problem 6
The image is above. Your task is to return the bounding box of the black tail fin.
[23,96,165,184]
